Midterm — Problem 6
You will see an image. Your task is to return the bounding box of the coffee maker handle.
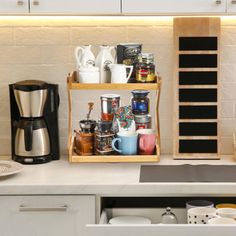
[24,122,33,151]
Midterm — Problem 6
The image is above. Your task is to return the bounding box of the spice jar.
[134,114,151,130]
[131,90,150,115]
[136,53,156,83]
[95,120,115,155]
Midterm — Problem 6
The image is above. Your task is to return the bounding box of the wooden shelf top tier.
[67,71,161,90]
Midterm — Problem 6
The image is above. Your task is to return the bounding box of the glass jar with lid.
[161,207,178,224]
[131,90,149,115]
[136,53,156,83]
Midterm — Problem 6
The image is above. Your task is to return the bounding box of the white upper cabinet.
[29,0,121,14]
[0,0,29,13]
[122,0,227,14]
[226,0,236,12]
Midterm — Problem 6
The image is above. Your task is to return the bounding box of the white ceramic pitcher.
[109,64,133,83]
[74,45,95,68]
[95,45,116,83]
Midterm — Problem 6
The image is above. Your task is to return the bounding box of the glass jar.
[131,90,149,115]
[136,53,156,83]
[161,207,178,224]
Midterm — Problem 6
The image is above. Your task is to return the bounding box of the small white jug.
[95,45,116,83]
[74,45,95,68]
[109,64,133,83]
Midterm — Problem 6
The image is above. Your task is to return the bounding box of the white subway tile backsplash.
[0,21,235,156]
[15,27,70,46]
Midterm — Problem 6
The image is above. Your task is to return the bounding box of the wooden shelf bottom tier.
[69,139,160,163]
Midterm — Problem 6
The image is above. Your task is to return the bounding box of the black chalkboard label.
[179,89,217,102]
[179,37,217,51]
[179,122,217,136]
[179,71,217,85]
[179,140,217,153]
[179,106,217,119]
[179,54,217,68]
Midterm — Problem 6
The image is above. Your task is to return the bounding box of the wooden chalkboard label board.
[174,18,220,159]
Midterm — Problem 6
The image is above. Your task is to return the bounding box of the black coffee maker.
[9,80,60,164]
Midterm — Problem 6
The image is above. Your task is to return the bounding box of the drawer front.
[86,225,236,236]
[0,195,95,236]
[86,209,236,236]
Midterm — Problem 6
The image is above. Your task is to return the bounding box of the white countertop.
[0,155,236,196]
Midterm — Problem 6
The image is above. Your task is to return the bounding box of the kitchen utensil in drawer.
[216,203,236,209]
[216,208,236,219]
[161,207,178,224]
[109,216,151,225]
[208,217,236,225]
[187,207,217,224]
[186,200,214,210]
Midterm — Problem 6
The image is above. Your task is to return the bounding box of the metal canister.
[95,120,115,155]
[101,94,120,121]
[134,114,152,130]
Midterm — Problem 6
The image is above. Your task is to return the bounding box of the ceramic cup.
[187,207,217,224]
[216,208,236,219]
[111,131,138,155]
[109,64,133,83]
[136,129,156,155]
[78,66,99,83]
[208,217,236,225]
[186,200,214,210]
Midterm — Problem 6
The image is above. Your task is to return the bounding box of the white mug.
[188,207,217,224]
[109,64,133,83]
[208,217,236,224]
[78,66,99,83]
[216,208,236,219]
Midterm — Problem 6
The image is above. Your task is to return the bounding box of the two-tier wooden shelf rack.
[67,71,161,163]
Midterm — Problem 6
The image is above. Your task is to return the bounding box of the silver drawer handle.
[19,205,68,212]
[32,0,40,6]
[17,0,24,6]
[216,0,221,4]
[232,0,236,4]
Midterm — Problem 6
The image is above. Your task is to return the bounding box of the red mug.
[137,129,156,155]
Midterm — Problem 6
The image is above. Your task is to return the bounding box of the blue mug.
[111,131,138,155]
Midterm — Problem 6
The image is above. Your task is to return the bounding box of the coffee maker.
[9,80,60,164]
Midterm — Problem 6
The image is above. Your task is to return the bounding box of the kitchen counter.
[0,155,236,196]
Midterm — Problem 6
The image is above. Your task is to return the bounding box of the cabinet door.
[0,195,95,236]
[30,0,121,14]
[122,0,226,14]
[0,0,29,13]
[227,0,236,12]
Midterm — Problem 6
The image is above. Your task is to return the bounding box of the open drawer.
[86,208,236,236]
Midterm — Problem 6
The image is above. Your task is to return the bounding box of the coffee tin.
[134,114,151,130]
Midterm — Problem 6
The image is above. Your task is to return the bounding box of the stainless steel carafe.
[13,80,50,159]
[15,120,50,157]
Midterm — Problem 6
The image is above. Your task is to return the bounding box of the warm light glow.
[0,15,173,27]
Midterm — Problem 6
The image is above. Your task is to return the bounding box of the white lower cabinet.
[86,208,236,236]
[0,195,95,236]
